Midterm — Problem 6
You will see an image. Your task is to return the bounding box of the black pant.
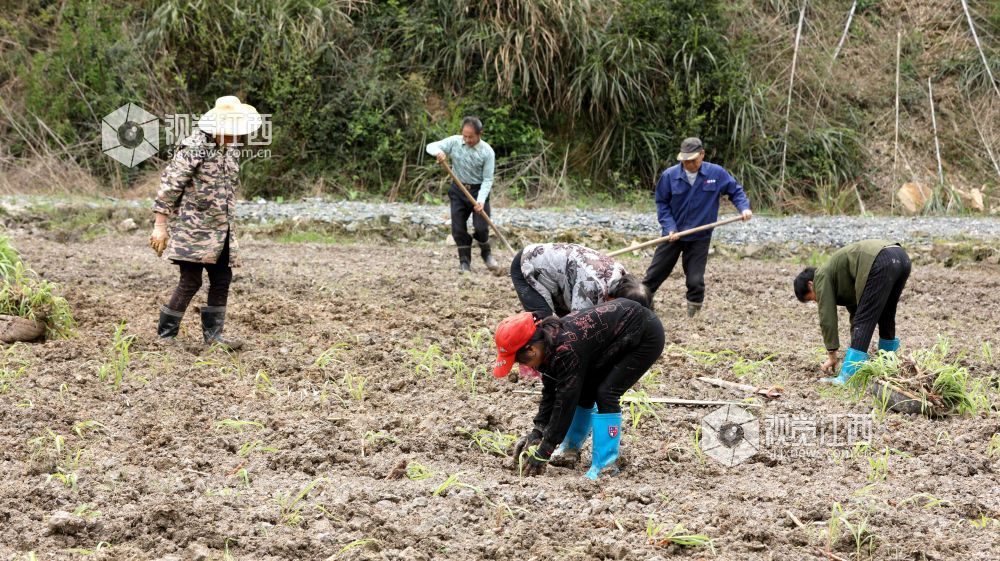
[449,183,490,247]
[850,246,911,352]
[510,250,555,318]
[167,237,233,312]
[579,312,666,413]
[641,237,712,303]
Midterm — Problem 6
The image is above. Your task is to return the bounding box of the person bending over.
[493,299,665,480]
[794,240,911,385]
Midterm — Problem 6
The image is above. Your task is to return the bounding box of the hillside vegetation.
[0,0,997,212]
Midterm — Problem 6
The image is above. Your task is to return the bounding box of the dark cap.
[676,137,704,161]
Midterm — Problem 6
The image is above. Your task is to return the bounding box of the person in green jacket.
[793,240,912,384]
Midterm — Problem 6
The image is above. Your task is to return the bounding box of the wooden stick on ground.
[607,215,744,258]
[512,389,763,408]
[440,160,515,251]
[696,376,783,399]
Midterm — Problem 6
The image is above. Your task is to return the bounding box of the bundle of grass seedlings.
[0,235,74,340]
[848,340,992,417]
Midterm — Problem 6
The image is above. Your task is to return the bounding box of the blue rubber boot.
[585,413,622,481]
[820,347,868,385]
[550,406,595,467]
[878,338,900,353]
[558,406,596,452]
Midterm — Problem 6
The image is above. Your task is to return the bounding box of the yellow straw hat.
[197,96,262,136]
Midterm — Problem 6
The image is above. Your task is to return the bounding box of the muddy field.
[2,232,999,561]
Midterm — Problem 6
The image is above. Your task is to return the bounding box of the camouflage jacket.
[519,243,628,316]
[153,131,241,266]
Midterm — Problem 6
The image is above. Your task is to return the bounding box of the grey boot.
[457,246,472,273]
[479,242,499,271]
[157,306,183,339]
[200,306,244,350]
[686,300,703,318]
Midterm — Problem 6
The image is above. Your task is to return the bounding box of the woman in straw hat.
[494,299,664,480]
[149,96,262,350]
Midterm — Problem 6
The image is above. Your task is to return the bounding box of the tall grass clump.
[0,236,74,338]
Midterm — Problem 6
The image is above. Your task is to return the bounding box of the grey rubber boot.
[479,242,499,271]
[686,300,703,318]
[157,306,183,339]
[457,246,472,273]
[200,306,244,350]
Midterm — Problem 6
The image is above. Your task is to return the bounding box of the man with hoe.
[642,137,753,317]
[426,116,499,273]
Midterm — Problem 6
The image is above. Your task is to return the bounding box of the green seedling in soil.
[623,389,661,429]
[47,449,82,490]
[72,420,106,438]
[361,430,399,457]
[315,342,349,368]
[433,471,481,497]
[214,419,265,433]
[239,440,279,457]
[645,519,715,552]
[433,472,464,496]
[466,327,492,352]
[275,478,325,526]
[236,468,251,487]
[224,537,238,561]
[826,502,878,558]
[517,445,546,477]
[458,428,518,457]
[73,504,102,521]
[342,371,366,401]
[29,429,83,489]
[638,368,663,390]
[0,347,29,394]
[901,493,949,510]
[406,462,434,481]
[252,369,276,397]
[690,427,706,465]
[987,433,1000,458]
[441,352,480,395]
[982,341,996,365]
[65,542,110,556]
[196,347,248,379]
[334,538,380,559]
[967,515,999,529]
[867,449,890,482]
[407,344,443,377]
[97,321,139,389]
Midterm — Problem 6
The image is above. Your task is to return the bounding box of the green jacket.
[814,239,899,350]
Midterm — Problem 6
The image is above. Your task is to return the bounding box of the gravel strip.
[5,195,1000,247]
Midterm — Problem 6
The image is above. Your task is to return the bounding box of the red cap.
[493,312,539,378]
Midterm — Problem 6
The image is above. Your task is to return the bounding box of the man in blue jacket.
[642,137,752,317]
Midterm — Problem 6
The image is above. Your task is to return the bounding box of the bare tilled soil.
[2,233,999,561]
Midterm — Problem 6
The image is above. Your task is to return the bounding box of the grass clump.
[0,236,74,338]
[848,340,992,416]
